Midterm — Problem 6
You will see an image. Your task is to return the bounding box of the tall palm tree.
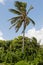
[9,1,35,53]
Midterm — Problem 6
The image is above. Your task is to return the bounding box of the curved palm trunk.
[22,22,25,53]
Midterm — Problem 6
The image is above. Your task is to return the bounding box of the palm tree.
[9,1,35,53]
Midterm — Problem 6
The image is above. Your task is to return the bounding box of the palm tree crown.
[9,1,35,33]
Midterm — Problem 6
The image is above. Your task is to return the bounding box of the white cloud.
[25,28,43,45]
[0,31,4,40]
[0,0,5,5]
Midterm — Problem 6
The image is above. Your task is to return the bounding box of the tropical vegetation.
[0,1,43,65]
[0,36,43,65]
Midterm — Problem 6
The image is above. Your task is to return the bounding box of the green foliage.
[0,36,43,65]
[15,1,27,12]
[15,61,28,65]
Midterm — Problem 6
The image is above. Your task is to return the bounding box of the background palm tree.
[9,1,35,53]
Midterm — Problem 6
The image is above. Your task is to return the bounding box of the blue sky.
[0,0,43,42]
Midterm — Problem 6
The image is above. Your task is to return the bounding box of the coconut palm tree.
[9,1,35,53]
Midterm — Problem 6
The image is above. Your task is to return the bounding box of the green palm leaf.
[9,23,15,29]
[9,9,21,15]
[15,19,23,32]
[9,16,22,24]
[27,5,34,14]
[15,1,27,12]
[28,17,35,25]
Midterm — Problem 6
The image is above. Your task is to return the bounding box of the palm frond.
[9,23,15,29]
[28,17,35,25]
[9,9,21,15]
[15,1,27,12]
[27,5,34,14]
[15,19,23,32]
[9,16,22,24]
[15,1,27,7]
